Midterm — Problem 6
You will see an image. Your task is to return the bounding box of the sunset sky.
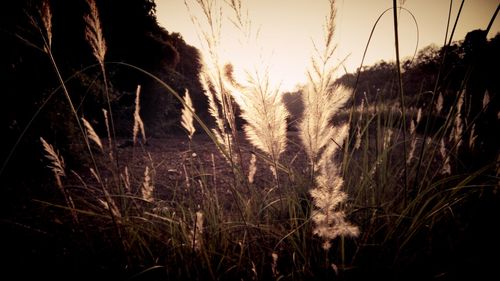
[157,0,499,92]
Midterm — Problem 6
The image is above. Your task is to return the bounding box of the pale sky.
[156,0,499,92]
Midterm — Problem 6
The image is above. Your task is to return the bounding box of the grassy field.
[1,0,499,280]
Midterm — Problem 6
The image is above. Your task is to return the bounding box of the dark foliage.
[0,1,205,277]
[0,0,207,171]
[335,32,499,171]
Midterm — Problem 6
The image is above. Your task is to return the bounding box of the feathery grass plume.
[133,85,146,145]
[407,119,417,164]
[40,137,65,184]
[384,128,394,150]
[82,117,103,151]
[271,252,279,278]
[408,107,422,164]
[354,99,365,150]
[84,0,107,68]
[96,175,121,222]
[141,166,154,202]
[186,0,235,131]
[185,0,222,61]
[181,89,196,140]
[226,0,251,37]
[468,124,477,149]
[483,90,490,109]
[40,0,52,52]
[269,165,277,180]
[450,90,464,151]
[299,0,359,250]
[310,124,359,250]
[188,211,204,252]
[298,0,350,164]
[40,137,79,224]
[317,124,349,172]
[299,84,351,166]
[225,65,288,165]
[354,126,362,150]
[85,0,118,165]
[98,195,121,222]
[89,167,101,183]
[23,0,53,52]
[247,153,257,184]
[436,92,444,114]
[187,0,244,167]
[200,73,236,163]
[440,138,451,175]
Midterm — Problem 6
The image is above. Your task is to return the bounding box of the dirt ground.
[106,132,308,202]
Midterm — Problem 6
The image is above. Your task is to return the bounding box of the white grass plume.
[440,139,451,175]
[299,84,351,165]
[40,139,69,201]
[483,90,490,110]
[271,252,279,278]
[40,0,52,52]
[40,137,80,224]
[354,99,364,150]
[141,166,154,202]
[299,0,359,250]
[247,153,257,184]
[181,89,196,140]
[310,123,359,250]
[407,108,422,163]
[450,90,464,151]
[200,73,236,163]
[133,85,146,145]
[317,124,349,173]
[40,137,65,181]
[226,67,288,163]
[84,0,106,67]
[436,93,444,114]
[25,0,52,53]
[98,188,122,223]
[187,211,204,252]
[82,117,103,151]
[384,128,394,150]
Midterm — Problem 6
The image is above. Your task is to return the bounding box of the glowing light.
[156,0,500,92]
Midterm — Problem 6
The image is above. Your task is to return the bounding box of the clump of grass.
[298,0,359,251]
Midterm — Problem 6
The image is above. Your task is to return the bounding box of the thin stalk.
[393,0,408,204]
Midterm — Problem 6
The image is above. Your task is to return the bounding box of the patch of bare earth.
[94,132,308,205]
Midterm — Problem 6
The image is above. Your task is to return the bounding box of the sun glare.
[157,0,499,93]
[180,0,331,93]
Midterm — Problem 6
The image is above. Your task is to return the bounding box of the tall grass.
[9,0,498,279]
